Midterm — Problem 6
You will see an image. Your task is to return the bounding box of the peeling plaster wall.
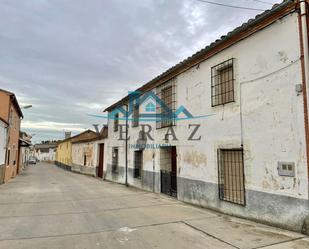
[71,140,107,177]
[105,13,309,231]
[175,12,308,200]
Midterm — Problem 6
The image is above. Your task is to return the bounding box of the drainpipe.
[299,0,309,184]
[125,104,128,187]
[301,0,309,111]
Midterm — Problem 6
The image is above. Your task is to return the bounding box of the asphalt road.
[0,162,308,249]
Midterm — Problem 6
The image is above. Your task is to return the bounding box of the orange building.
[0,89,23,183]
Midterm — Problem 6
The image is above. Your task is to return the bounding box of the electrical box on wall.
[278,162,295,177]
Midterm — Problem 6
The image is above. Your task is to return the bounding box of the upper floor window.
[156,78,176,129]
[114,113,119,132]
[211,58,235,106]
[132,103,139,127]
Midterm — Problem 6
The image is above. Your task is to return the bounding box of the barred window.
[134,150,143,178]
[156,78,176,129]
[218,148,245,206]
[132,104,139,127]
[211,58,235,106]
[114,113,119,132]
[112,147,118,173]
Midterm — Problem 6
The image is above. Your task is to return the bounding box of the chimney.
[64,131,71,139]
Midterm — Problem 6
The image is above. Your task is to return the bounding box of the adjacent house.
[55,130,98,171]
[18,132,32,171]
[0,89,23,183]
[34,142,57,162]
[102,0,309,232]
[0,118,8,184]
[71,126,108,177]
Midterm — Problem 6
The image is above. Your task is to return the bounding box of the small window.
[218,148,245,205]
[134,150,143,178]
[156,78,176,129]
[83,154,87,166]
[112,147,119,173]
[114,113,119,132]
[211,58,235,106]
[132,104,139,127]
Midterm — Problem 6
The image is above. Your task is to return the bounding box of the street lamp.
[21,105,32,109]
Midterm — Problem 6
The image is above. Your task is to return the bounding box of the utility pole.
[125,104,128,187]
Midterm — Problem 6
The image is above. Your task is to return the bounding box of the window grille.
[156,78,176,129]
[114,113,119,132]
[133,150,143,178]
[218,148,245,205]
[211,58,235,106]
[132,104,139,127]
[112,147,118,173]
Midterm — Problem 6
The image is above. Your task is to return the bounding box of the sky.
[0,0,278,144]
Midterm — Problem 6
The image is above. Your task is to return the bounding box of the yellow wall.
[56,140,72,166]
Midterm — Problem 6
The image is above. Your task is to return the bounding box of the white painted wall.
[36,149,56,161]
[106,12,308,200]
[0,120,7,165]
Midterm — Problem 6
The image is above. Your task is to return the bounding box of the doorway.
[160,146,177,198]
[98,144,104,178]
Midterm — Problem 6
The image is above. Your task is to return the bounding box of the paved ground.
[0,163,308,249]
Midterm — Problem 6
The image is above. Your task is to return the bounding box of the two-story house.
[102,0,309,232]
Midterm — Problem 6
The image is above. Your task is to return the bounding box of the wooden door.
[170,146,177,196]
[98,144,104,178]
[171,146,177,173]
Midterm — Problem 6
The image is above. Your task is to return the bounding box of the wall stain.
[184,151,207,167]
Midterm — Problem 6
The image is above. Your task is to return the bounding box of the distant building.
[34,142,57,162]
[19,132,32,170]
[0,89,23,184]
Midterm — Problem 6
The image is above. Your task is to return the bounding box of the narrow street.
[0,163,306,248]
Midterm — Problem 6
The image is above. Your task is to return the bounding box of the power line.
[250,0,274,5]
[195,0,267,11]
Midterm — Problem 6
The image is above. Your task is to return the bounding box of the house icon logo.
[89,90,215,122]
[144,101,155,113]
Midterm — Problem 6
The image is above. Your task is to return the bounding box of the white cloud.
[0,0,279,141]
[21,120,85,132]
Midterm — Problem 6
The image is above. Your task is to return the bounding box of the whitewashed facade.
[103,2,309,233]
[34,144,57,162]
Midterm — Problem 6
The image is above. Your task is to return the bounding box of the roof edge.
[104,0,296,112]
